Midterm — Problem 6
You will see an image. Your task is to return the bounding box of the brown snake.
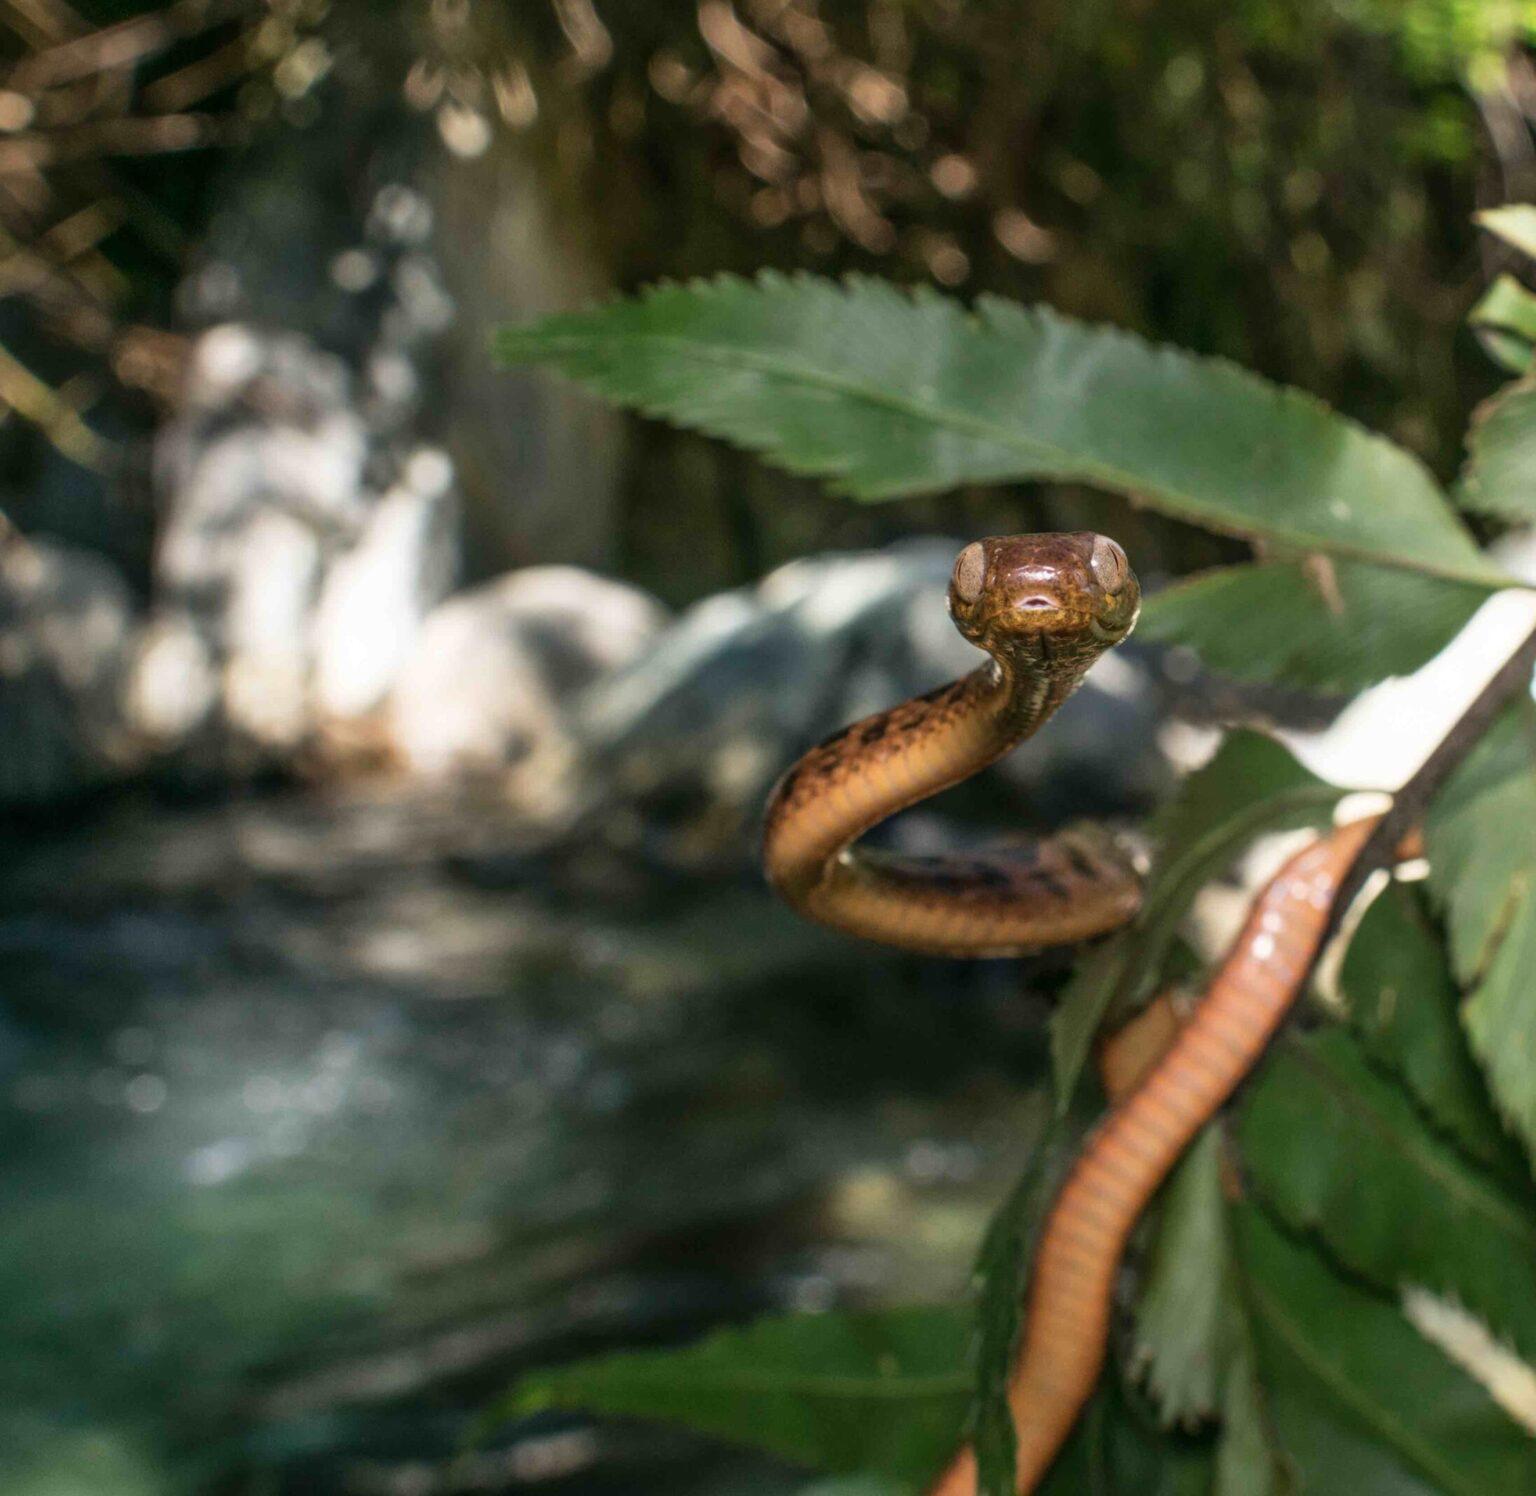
[761,534,1393,1493]
[763,533,1144,957]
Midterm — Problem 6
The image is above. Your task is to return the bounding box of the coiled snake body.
[762,533,1371,1493]
[763,533,1144,957]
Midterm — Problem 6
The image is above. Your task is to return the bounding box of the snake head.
[946,532,1140,667]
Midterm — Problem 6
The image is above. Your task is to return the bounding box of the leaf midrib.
[1246,1275,1488,1496]
[504,328,1513,591]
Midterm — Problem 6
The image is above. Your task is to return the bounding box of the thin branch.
[0,334,106,465]
[7,0,245,92]
[1322,618,1536,951]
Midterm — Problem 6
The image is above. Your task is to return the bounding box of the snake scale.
[762,533,1372,1493]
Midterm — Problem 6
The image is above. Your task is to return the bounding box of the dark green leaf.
[1134,1127,1286,1493]
[1037,1362,1215,1496]
[1138,561,1488,691]
[1419,700,1536,1185]
[1461,884,1536,1171]
[1470,275,1536,372]
[490,1307,968,1487]
[1425,700,1536,1162]
[1470,274,1536,345]
[1425,703,1536,982]
[1214,1325,1284,1496]
[1340,883,1524,1181]
[1476,205,1536,260]
[496,275,1503,586]
[1239,1206,1536,1496]
[1457,376,1536,520]
[799,1481,904,1496]
[1240,1029,1536,1365]
[1052,732,1340,1106]
[1474,327,1535,378]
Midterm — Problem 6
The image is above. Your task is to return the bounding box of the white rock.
[388,567,667,813]
[312,471,457,721]
[122,615,218,743]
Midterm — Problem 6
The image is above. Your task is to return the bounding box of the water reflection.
[1,785,1054,1493]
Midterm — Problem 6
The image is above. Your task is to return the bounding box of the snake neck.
[762,652,1091,905]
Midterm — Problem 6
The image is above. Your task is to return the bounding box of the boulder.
[573,540,1164,869]
[388,567,668,818]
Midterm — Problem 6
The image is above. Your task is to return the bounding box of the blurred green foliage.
[474,0,1533,594]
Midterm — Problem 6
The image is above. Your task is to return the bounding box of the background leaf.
[1469,275,1536,374]
[1137,561,1488,691]
[1239,1030,1536,1366]
[497,275,1503,586]
[1457,377,1536,520]
[1051,732,1340,1106]
[491,1307,968,1488]
[1476,205,1536,260]
[1238,1206,1536,1496]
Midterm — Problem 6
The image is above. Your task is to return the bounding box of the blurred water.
[0,786,1053,1494]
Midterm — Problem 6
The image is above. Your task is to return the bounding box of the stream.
[2,783,1059,1494]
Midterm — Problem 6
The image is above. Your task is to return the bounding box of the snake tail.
[926,815,1380,1495]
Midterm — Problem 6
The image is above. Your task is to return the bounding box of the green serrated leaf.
[1037,1361,1215,1496]
[1477,205,1536,260]
[1136,1126,1227,1427]
[1214,1325,1284,1496]
[1051,732,1340,1107]
[488,1307,968,1487]
[1425,702,1536,983]
[496,275,1504,587]
[1138,561,1488,691]
[1458,376,1536,520]
[1462,883,1536,1169]
[1135,1127,1285,1493]
[1341,883,1525,1181]
[1239,1205,1536,1496]
[1240,1029,1536,1366]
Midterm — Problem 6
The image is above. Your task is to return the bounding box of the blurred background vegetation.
[6,0,1536,597]
[6,3,1536,1494]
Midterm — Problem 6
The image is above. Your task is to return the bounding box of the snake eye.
[952,541,987,605]
[1090,536,1128,594]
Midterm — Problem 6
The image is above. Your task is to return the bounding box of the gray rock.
[142,324,462,756]
[572,540,1164,870]
[0,535,138,803]
[388,566,668,817]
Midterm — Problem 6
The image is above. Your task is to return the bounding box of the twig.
[7,0,244,92]
[0,334,105,465]
[1322,617,1536,952]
